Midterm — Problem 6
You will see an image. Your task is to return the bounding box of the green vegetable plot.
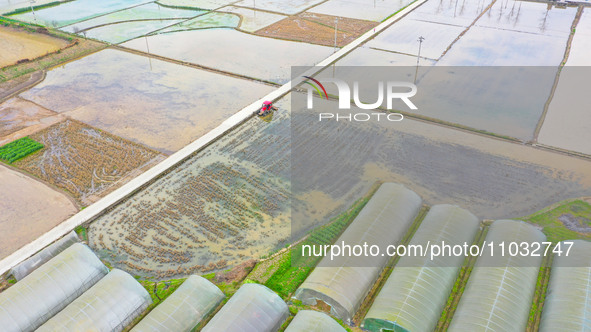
[0,137,43,163]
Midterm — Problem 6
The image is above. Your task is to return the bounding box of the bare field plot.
[14,119,164,206]
[218,6,286,32]
[19,48,273,153]
[88,99,292,280]
[255,13,377,47]
[310,0,415,21]
[122,28,333,83]
[0,164,77,259]
[0,97,64,145]
[0,26,69,68]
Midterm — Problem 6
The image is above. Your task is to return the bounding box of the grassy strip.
[521,198,591,243]
[3,1,67,16]
[74,225,88,242]
[527,254,553,332]
[435,224,489,331]
[0,136,43,163]
[264,191,375,299]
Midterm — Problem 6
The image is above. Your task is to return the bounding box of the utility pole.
[30,0,37,23]
[334,17,339,53]
[415,36,425,83]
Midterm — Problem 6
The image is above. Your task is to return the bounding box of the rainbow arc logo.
[303,76,329,100]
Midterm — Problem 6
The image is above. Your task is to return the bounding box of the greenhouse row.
[37,269,152,332]
[285,310,346,332]
[10,230,80,281]
[131,275,225,332]
[294,183,423,323]
[448,220,546,331]
[202,283,288,332]
[0,243,108,331]
[539,240,591,331]
[362,204,480,332]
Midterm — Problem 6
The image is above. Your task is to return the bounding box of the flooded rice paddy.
[310,0,416,21]
[88,98,292,280]
[88,93,591,278]
[406,0,492,27]
[0,97,64,145]
[122,28,334,83]
[0,26,69,67]
[365,19,465,60]
[60,2,204,43]
[537,9,591,155]
[233,0,324,15]
[156,0,237,10]
[218,6,286,32]
[9,0,150,28]
[158,12,240,33]
[19,48,273,154]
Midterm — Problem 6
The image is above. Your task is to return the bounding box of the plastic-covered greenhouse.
[37,269,152,332]
[0,243,108,332]
[294,183,422,323]
[448,220,545,332]
[362,204,480,332]
[11,230,79,281]
[202,283,288,332]
[131,275,224,332]
[539,240,591,331]
[285,310,346,332]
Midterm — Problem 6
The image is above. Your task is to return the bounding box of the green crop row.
[0,137,44,163]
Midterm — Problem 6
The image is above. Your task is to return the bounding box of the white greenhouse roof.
[0,243,108,332]
[285,310,346,332]
[132,275,224,332]
[362,204,480,332]
[540,240,591,331]
[448,220,546,332]
[294,183,423,323]
[202,283,288,332]
[37,269,152,332]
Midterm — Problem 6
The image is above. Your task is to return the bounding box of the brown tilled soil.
[0,34,105,83]
[255,13,378,47]
[14,119,164,206]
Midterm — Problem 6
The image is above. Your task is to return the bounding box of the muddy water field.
[15,119,164,206]
[87,93,591,279]
[88,100,291,280]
